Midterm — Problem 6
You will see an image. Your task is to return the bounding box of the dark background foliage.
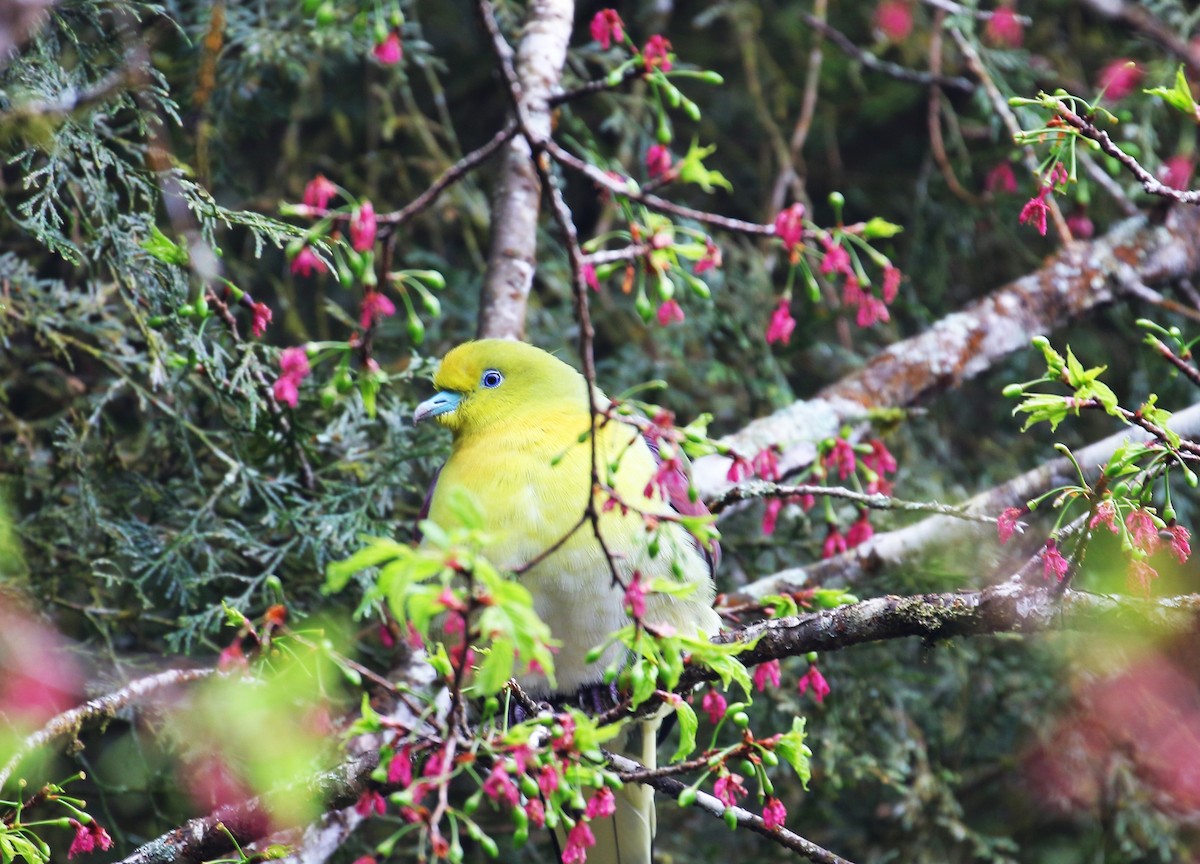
[3,1,1200,862]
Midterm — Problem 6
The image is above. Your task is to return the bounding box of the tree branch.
[0,667,215,790]
[700,583,1200,677]
[802,13,974,93]
[475,0,574,340]
[692,206,1200,499]
[731,400,1200,596]
[606,752,857,864]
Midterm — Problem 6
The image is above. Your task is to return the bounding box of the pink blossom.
[754,659,782,692]
[821,525,848,560]
[624,573,646,619]
[67,820,114,859]
[646,144,672,179]
[881,266,902,304]
[1128,558,1158,595]
[1066,208,1094,239]
[656,298,685,326]
[280,346,310,379]
[585,787,616,820]
[1125,508,1161,554]
[842,276,863,309]
[752,446,780,481]
[725,456,752,483]
[350,200,377,252]
[354,789,387,817]
[797,665,831,703]
[1042,539,1070,582]
[303,174,339,210]
[1019,189,1050,236]
[1162,155,1195,191]
[855,294,890,328]
[1169,523,1191,564]
[773,203,806,251]
[387,746,413,787]
[538,764,561,797]
[217,640,247,671]
[373,31,403,65]
[766,298,796,345]
[273,346,311,408]
[762,796,787,831]
[701,688,727,724]
[562,821,596,864]
[642,35,673,72]
[985,5,1023,48]
[985,162,1018,195]
[845,511,874,548]
[249,301,272,338]
[824,438,857,480]
[862,439,898,476]
[819,239,852,277]
[590,9,624,50]
[582,262,599,291]
[695,238,722,274]
[873,0,912,42]
[272,375,300,407]
[525,798,546,828]
[1089,499,1118,533]
[761,497,784,536]
[713,773,747,807]
[290,245,326,276]
[359,290,396,329]
[483,763,520,807]
[997,506,1023,543]
[1097,59,1143,101]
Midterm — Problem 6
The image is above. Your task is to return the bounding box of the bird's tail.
[588,716,658,864]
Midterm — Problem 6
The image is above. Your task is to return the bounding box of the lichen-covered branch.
[701,582,1200,676]
[693,206,1200,499]
[0,667,215,789]
[731,400,1200,597]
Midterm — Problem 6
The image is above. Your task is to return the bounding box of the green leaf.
[676,139,733,193]
[1144,66,1198,118]
[774,716,812,789]
[141,224,190,266]
[671,698,698,762]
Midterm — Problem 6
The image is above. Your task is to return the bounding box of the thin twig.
[802,14,974,93]
[948,25,1072,245]
[0,667,215,788]
[545,138,775,235]
[926,10,985,205]
[376,122,519,226]
[708,480,1000,524]
[606,751,854,864]
[1051,102,1200,206]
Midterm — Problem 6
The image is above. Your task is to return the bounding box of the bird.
[413,339,721,864]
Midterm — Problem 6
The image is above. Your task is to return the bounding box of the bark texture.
[476,0,574,340]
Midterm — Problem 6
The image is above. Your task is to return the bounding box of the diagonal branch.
[692,205,1200,500]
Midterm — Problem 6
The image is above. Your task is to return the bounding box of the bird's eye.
[481,369,504,389]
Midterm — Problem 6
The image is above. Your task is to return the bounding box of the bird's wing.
[413,463,442,543]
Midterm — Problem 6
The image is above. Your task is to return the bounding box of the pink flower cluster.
[821,237,899,327]
[1019,163,1069,236]
[272,346,310,408]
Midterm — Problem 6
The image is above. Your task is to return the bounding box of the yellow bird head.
[413,340,588,436]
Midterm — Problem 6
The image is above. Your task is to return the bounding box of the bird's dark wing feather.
[413,464,443,543]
